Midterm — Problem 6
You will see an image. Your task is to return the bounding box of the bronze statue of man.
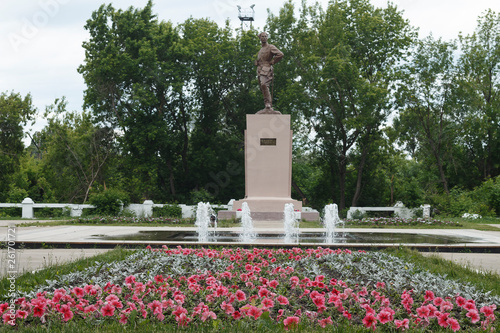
[255,32,283,112]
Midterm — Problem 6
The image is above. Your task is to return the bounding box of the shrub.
[473,176,500,216]
[153,204,182,218]
[349,209,365,220]
[89,189,130,216]
[189,189,214,205]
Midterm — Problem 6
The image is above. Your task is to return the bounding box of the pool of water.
[91,230,481,244]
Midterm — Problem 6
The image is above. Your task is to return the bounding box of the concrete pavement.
[1,220,500,276]
[0,248,110,277]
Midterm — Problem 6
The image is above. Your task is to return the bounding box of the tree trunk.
[351,145,368,207]
[166,160,176,196]
[292,180,308,206]
[432,150,449,194]
[390,175,394,206]
[338,154,347,211]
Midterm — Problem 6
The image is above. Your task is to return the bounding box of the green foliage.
[40,100,117,203]
[189,189,215,205]
[431,177,500,217]
[267,0,416,210]
[89,189,130,216]
[0,92,36,202]
[349,209,366,220]
[152,203,182,218]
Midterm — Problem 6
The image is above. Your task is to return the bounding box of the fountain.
[94,202,477,246]
[195,202,216,242]
[239,202,256,243]
[323,203,344,243]
[283,203,299,243]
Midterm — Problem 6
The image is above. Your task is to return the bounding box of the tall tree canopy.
[267,0,416,210]
[0,92,36,202]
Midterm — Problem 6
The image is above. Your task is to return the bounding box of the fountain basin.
[91,230,483,245]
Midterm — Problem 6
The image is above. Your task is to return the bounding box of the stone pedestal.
[222,114,303,220]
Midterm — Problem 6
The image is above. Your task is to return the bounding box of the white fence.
[347,202,431,219]
[0,198,228,219]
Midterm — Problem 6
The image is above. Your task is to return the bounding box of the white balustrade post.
[22,197,34,219]
[143,200,154,217]
[422,204,431,218]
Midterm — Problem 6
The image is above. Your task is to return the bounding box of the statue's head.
[258,32,268,43]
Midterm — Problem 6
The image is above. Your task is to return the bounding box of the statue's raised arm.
[255,32,283,114]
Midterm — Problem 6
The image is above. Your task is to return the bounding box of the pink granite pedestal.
[218,114,317,221]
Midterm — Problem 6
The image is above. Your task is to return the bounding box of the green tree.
[0,92,36,202]
[78,1,188,201]
[268,0,415,210]
[40,99,116,203]
[180,18,248,202]
[455,9,500,182]
[394,36,458,194]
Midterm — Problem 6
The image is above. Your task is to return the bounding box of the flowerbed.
[344,217,461,227]
[2,247,498,331]
[72,216,190,225]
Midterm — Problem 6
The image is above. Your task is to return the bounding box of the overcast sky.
[1,0,500,137]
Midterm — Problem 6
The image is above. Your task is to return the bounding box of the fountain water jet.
[323,203,343,243]
[195,202,216,242]
[239,202,256,243]
[283,203,299,243]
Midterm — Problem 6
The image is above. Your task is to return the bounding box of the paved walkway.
[1,220,500,276]
[0,248,110,277]
[421,252,500,275]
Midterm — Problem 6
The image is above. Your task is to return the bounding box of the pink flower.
[125,275,136,285]
[424,290,435,301]
[232,311,242,320]
[3,312,15,326]
[440,300,453,312]
[343,310,352,320]
[455,296,466,307]
[269,280,279,289]
[147,300,162,315]
[376,282,385,289]
[433,297,444,306]
[447,318,460,332]
[312,295,325,308]
[283,316,300,330]
[318,316,333,328]
[32,305,45,318]
[464,300,476,311]
[261,298,274,309]
[221,301,235,314]
[0,303,8,315]
[72,287,85,298]
[416,305,431,318]
[101,303,115,317]
[247,306,263,320]
[276,295,289,305]
[16,310,28,319]
[176,313,191,327]
[377,310,392,324]
[480,305,495,317]
[362,314,377,329]
[119,314,128,324]
[466,309,480,323]
[394,318,409,330]
[201,310,217,322]
[235,290,246,302]
[437,312,450,327]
